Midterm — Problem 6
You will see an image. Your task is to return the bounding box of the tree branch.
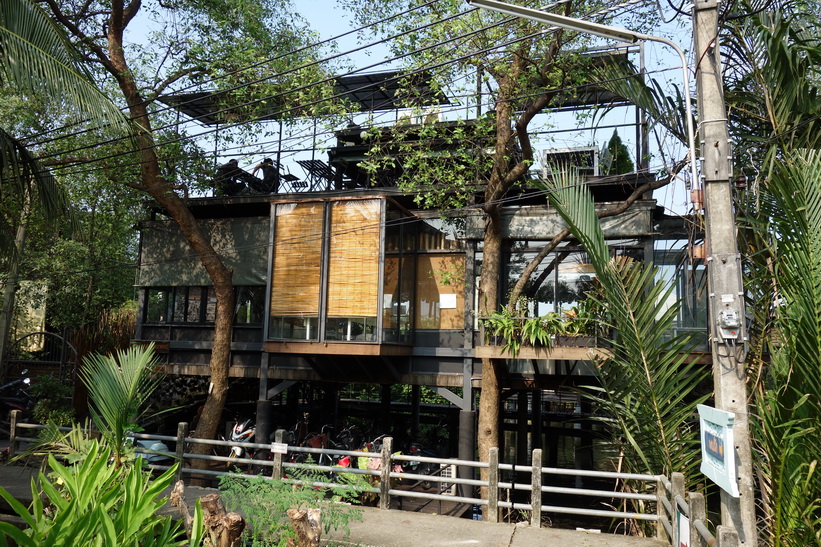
[40,0,116,74]
[149,66,206,100]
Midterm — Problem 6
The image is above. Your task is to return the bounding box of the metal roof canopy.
[158,48,637,127]
[157,70,451,126]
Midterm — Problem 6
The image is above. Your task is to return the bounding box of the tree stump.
[169,481,194,540]
[286,508,322,547]
[200,493,246,547]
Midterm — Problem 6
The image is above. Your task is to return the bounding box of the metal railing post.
[672,472,685,547]
[530,448,543,527]
[174,422,188,483]
[656,476,669,541]
[488,447,499,523]
[378,436,393,510]
[272,429,285,480]
[8,410,19,458]
[716,525,739,547]
[689,491,706,547]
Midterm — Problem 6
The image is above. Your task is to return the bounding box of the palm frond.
[79,343,164,466]
[0,0,130,133]
[592,60,690,145]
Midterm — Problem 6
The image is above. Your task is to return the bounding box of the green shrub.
[0,440,203,546]
[219,465,364,547]
[28,375,75,426]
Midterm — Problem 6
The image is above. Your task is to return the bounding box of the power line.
[28,0,648,163]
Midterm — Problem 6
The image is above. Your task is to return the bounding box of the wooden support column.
[531,390,543,450]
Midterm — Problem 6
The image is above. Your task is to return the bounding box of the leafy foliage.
[80,343,165,467]
[28,375,75,426]
[742,150,821,546]
[0,0,129,131]
[0,441,203,546]
[721,10,821,544]
[219,468,364,546]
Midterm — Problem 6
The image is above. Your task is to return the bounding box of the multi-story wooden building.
[138,68,707,463]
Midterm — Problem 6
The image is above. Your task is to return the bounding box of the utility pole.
[693,0,757,543]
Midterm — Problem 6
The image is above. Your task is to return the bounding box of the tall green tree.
[0,0,131,376]
[37,0,342,458]
[342,0,677,476]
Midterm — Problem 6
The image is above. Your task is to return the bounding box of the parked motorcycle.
[227,418,256,464]
[405,442,440,490]
[0,370,34,438]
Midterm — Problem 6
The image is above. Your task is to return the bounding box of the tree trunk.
[286,508,322,547]
[476,203,504,506]
[200,493,245,547]
[100,4,236,471]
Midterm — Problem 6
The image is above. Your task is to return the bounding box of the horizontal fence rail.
[3,410,738,544]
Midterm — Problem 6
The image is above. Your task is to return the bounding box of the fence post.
[174,422,188,483]
[672,472,685,547]
[488,447,499,524]
[716,525,739,547]
[656,476,669,541]
[689,491,706,547]
[530,448,542,528]
[378,436,393,510]
[272,429,285,480]
[8,410,19,458]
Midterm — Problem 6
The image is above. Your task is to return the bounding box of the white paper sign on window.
[440,294,457,309]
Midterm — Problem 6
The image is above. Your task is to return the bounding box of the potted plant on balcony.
[555,297,606,347]
[483,308,563,357]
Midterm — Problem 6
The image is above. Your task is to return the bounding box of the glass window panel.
[205,288,216,322]
[325,317,377,341]
[173,287,187,322]
[235,286,264,325]
[145,288,169,323]
[186,287,203,322]
[268,317,318,340]
[415,254,465,330]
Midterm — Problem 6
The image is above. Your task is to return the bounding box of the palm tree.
[722,11,821,545]
[541,171,709,503]
[81,343,165,467]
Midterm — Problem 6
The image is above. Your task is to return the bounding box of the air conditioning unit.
[541,147,600,178]
[438,463,458,496]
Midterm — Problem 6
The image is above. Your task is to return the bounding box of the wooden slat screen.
[270,202,324,316]
[415,254,465,329]
[327,200,380,317]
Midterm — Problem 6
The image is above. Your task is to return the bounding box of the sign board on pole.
[697,404,739,497]
[270,442,288,455]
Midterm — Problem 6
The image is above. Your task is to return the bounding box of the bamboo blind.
[415,254,465,329]
[270,202,323,316]
[327,200,380,317]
